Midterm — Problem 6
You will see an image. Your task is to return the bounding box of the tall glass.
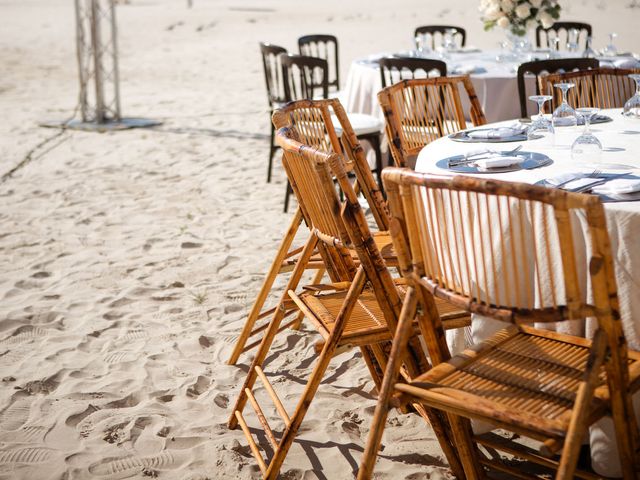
[567,28,580,53]
[571,108,603,162]
[582,36,596,58]
[549,37,561,59]
[623,74,640,121]
[527,95,554,141]
[602,32,618,57]
[552,83,578,147]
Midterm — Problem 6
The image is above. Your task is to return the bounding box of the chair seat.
[339,113,383,137]
[295,281,470,347]
[396,326,640,440]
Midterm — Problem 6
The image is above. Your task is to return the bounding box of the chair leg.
[228,236,319,430]
[227,208,305,365]
[268,120,276,183]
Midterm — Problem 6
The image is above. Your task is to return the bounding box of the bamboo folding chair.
[377,76,486,169]
[227,98,392,365]
[228,130,470,480]
[359,169,640,479]
[540,67,640,111]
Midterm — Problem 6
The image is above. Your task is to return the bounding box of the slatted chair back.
[281,54,329,102]
[540,67,640,110]
[298,34,340,92]
[260,42,288,108]
[377,76,486,168]
[536,21,592,50]
[378,57,447,88]
[414,25,466,49]
[272,99,389,231]
[516,57,599,118]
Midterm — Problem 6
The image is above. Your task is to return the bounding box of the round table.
[343,51,640,123]
[415,108,640,476]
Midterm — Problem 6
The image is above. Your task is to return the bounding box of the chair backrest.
[536,21,592,49]
[539,67,640,110]
[275,127,404,333]
[298,34,340,92]
[272,99,389,231]
[377,76,486,169]
[414,25,466,49]
[378,57,447,88]
[260,42,288,107]
[516,57,599,118]
[281,54,329,102]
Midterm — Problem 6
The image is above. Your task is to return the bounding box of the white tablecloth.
[415,108,640,476]
[343,51,640,123]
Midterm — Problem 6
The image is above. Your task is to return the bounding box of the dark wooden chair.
[298,34,340,93]
[414,25,466,49]
[516,57,599,118]
[536,21,592,50]
[358,169,640,480]
[260,42,288,184]
[281,54,383,213]
[378,57,447,88]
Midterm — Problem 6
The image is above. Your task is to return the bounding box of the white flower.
[530,0,543,8]
[539,10,554,28]
[497,15,510,28]
[501,0,515,11]
[484,4,502,20]
[526,18,538,29]
[515,3,531,18]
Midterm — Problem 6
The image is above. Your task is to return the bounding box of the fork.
[449,145,523,167]
[552,169,601,189]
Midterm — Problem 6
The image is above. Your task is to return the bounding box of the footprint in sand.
[186,376,210,398]
[0,326,50,346]
[0,447,57,464]
[103,352,138,364]
[88,450,188,478]
[0,398,32,431]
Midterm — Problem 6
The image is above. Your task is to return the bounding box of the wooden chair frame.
[226,98,391,365]
[536,22,592,50]
[414,25,467,49]
[298,34,340,92]
[377,76,486,169]
[259,42,288,183]
[378,57,447,88]
[539,67,640,111]
[358,169,640,479]
[516,57,599,118]
[228,132,471,480]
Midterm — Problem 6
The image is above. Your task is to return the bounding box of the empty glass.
[582,36,596,58]
[549,37,561,59]
[623,74,640,121]
[602,32,618,57]
[444,29,458,52]
[571,108,603,162]
[552,83,578,127]
[527,95,554,140]
[567,28,580,53]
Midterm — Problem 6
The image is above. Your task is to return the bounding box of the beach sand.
[0,0,637,478]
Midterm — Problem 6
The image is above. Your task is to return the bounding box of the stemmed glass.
[549,37,561,59]
[415,34,431,57]
[571,108,603,161]
[582,36,596,58]
[602,32,618,57]
[567,28,580,53]
[552,83,578,128]
[623,74,640,121]
[444,29,458,51]
[527,95,554,140]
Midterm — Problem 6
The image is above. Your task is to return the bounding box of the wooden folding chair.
[359,169,640,479]
[414,25,467,49]
[377,76,486,169]
[228,130,470,479]
[227,98,391,365]
[540,67,640,111]
[536,22,592,50]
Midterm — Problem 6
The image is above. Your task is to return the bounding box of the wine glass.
[623,74,640,121]
[527,95,554,140]
[602,32,618,57]
[567,28,580,53]
[571,108,603,162]
[582,36,596,58]
[549,37,561,59]
[552,83,578,128]
[444,29,458,51]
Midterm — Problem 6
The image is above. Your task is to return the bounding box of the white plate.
[582,163,637,171]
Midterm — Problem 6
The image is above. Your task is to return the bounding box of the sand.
[0,0,637,478]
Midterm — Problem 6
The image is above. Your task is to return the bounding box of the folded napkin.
[544,172,593,190]
[613,57,640,69]
[467,126,524,139]
[475,155,524,171]
[592,178,640,195]
[452,64,487,75]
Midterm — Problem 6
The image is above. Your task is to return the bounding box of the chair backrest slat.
[378,57,447,88]
[414,25,467,49]
[378,76,486,168]
[298,34,340,91]
[281,54,329,102]
[260,43,288,107]
[536,22,592,50]
[540,67,640,111]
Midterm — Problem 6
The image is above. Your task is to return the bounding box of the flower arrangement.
[480,0,561,36]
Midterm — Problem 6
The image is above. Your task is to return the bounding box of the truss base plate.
[40,117,162,132]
